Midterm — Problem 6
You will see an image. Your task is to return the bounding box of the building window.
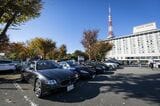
[153,56,158,59]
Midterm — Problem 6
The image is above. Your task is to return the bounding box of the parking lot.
[0,67,160,106]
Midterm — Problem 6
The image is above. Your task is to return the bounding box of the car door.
[24,62,37,85]
[0,60,4,71]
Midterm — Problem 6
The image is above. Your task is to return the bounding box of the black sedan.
[59,61,96,79]
[83,61,110,74]
[21,60,79,98]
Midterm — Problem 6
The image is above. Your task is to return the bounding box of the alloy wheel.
[35,79,42,98]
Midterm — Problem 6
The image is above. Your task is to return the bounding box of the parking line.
[14,83,24,92]
[13,83,38,106]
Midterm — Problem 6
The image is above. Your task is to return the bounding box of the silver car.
[0,60,16,71]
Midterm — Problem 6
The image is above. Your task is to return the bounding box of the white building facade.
[105,22,160,61]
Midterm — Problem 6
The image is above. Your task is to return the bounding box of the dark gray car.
[21,60,79,98]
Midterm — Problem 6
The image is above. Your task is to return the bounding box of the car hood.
[38,69,75,81]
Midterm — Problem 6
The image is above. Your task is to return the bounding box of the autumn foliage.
[6,37,67,61]
[81,29,113,61]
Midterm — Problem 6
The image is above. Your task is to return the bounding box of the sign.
[78,56,84,64]
[0,53,5,56]
[133,22,157,34]
[78,56,84,61]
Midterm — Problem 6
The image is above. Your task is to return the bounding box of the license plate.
[67,84,74,92]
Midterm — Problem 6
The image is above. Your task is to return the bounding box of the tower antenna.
[108,4,114,39]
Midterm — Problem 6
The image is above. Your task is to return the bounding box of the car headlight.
[80,70,89,74]
[102,66,106,69]
[46,80,57,85]
[75,73,79,78]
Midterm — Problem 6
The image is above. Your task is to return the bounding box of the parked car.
[106,58,123,65]
[12,60,22,72]
[103,61,118,70]
[83,61,110,74]
[59,61,96,79]
[21,60,79,98]
[0,60,16,72]
[154,62,160,68]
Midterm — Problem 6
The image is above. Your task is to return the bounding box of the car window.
[67,61,78,67]
[27,62,36,70]
[0,60,12,64]
[59,62,65,66]
[12,61,20,64]
[36,60,60,70]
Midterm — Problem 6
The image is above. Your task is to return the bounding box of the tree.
[58,44,67,60]
[0,0,42,36]
[0,34,9,52]
[46,49,59,60]
[0,0,13,19]
[7,42,28,60]
[91,41,113,61]
[27,37,56,59]
[41,39,56,58]
[81,29,98,60]
[0,0,42,50]
[72,50,88,61]
[81,29,113,61]
[65,53,74,60]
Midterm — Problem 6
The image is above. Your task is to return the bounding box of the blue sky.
[8,0,160,53]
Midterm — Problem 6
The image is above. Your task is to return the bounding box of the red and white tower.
[108,5,114,39]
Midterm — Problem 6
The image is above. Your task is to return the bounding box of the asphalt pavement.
[0,67,160,106]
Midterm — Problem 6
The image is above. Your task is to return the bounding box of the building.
[105,22,160,62]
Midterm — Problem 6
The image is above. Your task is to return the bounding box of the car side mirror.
[29,64,35,71]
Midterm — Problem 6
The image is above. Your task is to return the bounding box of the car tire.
[34,79,44,98]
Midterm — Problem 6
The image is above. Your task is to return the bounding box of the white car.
[103,62,118,70]
[0,60,16,71]
[154,62,160,68]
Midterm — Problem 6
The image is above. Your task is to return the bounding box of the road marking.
[13,83,38,106]
[5,99,12,103]
[24,96,38,106]
[14,83,24,92]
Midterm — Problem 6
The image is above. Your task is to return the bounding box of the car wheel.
[34,79,43,98]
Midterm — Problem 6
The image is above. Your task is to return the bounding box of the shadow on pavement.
[102,73,160,104]
[43,73,160,105]
[0,71,21,84]
[42,75,109,103]
[1,69,160,105]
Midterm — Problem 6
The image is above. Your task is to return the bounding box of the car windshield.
[67,61,78,67]
[87,61,96,65]
[37,60,60,70]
